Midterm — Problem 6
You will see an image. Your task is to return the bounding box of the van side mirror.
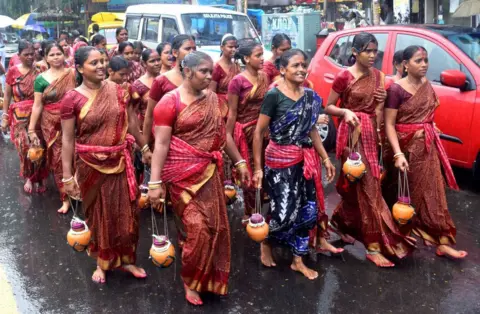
[440,70,466,89]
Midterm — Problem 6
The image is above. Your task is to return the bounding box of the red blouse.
[385,83,412,110]
[228,74,254,101]
[263,60,280,84]
[60,89,88,120]
[332,69,355,94]
[153,90,186,127]
[149,75,178,103]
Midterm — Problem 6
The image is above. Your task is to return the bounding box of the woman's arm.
[127,103,151,164]
[147,126,172,207]
[310,128,335,182]
[28,92,44,144]
[251,114,270,188]
[209,80,218,93]
[384,108,408,171]
[1,83,12,132]
[61,117,80,198]
[324,89,359,126]
[142,98,157,145]
[226,92,239,136]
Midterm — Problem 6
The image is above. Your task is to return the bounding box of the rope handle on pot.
[397,169,410,200]
[151,191,168,238]
[255,188,262,215]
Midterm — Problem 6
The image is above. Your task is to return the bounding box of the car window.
[371,33,388,70]
[142,17,160,42]
[125,16,141,40]
[162,18,179,43]
[395,34,460,82]
[327,35,352,66]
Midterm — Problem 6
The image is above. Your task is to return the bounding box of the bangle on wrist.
[393,152,404,160]
[28,130,36,135]
[140,144,149,153]
[322,157,331,165]
[148,184,161,190]
[148,180,163,185]
[62,176,74,183]
[234,159,246,167]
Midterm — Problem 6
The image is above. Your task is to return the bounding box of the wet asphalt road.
[0,136,479,314]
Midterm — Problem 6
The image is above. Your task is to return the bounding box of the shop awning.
[452,0,480,18]
[91,12,125,23]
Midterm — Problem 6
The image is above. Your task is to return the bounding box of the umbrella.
[452,0,480,18]
[23,25,46,33]
[12,13,31,29]
[0,15,15,28]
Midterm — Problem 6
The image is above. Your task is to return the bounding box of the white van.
[124,4,265,61]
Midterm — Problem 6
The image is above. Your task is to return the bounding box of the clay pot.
[0,97,4,110]
[392,196,415,225]
[224,182,237,205]
[150,235,175,268]
[138,193,149,209]
[27,146,44,163]
[342,152,366,183]
[246,213,269,242]
[67,218,91,252]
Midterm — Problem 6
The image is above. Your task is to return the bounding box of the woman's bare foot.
[366,251,395,267]
[57,200,70,214]
[119,264,147,278]
[260,242,276,267]
[290,256,318,280]
[316,237,345,254]
[184,284,203,305]
[328,223,355,244]
[24,179,33,194]
[92,266,106,284]
[436,245,468,259]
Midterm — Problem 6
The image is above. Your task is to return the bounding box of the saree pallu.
[331,69,414,257]
[8,100,48,182]
[383,82,458,246]
[162,90,229,295]
[264,90,325,255]
[233,72,269,216]
[74,81,139,270]
[216,63,240,118]
[40,70,76,201]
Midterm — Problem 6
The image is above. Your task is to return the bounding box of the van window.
[162,18,179,42]
[125,16,141,40]
[99,29,117,46]
[142,17,160,42]
[181,13,259,46]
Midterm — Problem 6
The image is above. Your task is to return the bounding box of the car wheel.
[317,118,337,152]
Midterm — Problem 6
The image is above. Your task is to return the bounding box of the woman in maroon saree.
[29,43,76,213]
[148,51,249,305]
[227,40,269,224]
[1,40,47,193]
[384,45,467,259]
[119,41,145,84]
[157,42,173,75]
[263,33,291,85]
[325,32,415,267]
[61,47,149,283]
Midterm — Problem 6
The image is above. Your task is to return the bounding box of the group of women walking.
[0,28,467,306]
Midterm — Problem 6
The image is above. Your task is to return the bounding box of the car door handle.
[324,73,335,83]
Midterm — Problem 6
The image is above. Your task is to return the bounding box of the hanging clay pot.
[224,181,237,205]
[342,152,366,183]
[150,235,175,268]
[246,213,269,242]
[138,193,149,209]
[27,146,44,163]
[392,196,415,225]
[67,217,91,252]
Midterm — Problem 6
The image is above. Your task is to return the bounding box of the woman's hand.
[237,167,251,188]
[1,116,8,133]
[64,180,81,200]
[373,88,387,103]
[147,185,166,211]
[343,109,360,127]
[394,155,409,172]
[324,159,336,183]
[28,132,41,146]
[252,169,263,189]
[142,150,152,165]
[317,114,329,125]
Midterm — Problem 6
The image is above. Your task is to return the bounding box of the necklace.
[407,77,422,92]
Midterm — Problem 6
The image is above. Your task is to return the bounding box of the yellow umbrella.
[91,12,125,23]
[452,0,480,18]
[11,13,30,29]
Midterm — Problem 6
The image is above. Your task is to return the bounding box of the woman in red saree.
[28,42,76,213]
[157,42,173,74]
[209,34,240,118]
[132,49,161,129]
[227,40,269,224]
[148,51,249,305]
[384,45,467,259]
[119,41,145,84]
[108,27,128,59]
[263,34,291,84]
[325,32,415,267]
[61,47,149,284]
[1,40,47,193]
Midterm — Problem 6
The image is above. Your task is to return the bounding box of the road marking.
[0,264,18,314]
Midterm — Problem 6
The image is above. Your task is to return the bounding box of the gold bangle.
[322,157,331,165]
[140,144,149,153]
[393,152,404,160]
[27,130,36,135]
[148,184,162,190]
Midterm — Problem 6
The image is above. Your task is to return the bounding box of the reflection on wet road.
[0,138,479,314]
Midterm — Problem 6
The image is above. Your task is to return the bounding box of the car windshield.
[181,13,260,46]
[445,32,480,66]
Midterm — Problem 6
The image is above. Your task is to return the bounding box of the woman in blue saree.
[252,49,338,280]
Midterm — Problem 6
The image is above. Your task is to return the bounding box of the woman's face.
[122,45,134,61]
[394,62,403,76]
[186,59,213,91]
[100,52,109,73]
[281,54,307,85]
[108,68,129,84]
[173,40,196,63]
[160,44,173,68]
[33,43,42,61]
[78,50,105,84]
[221,40,237,59]
[46,46,65,68]
[145,51,161,76]
[117,29,128,43]
[19,46,35,67]
[96,39,107,50]
[133,47,142,62]
[273,40,291,58]
[353,42,378,68]
[245,45,264,70]
[59,40,70,54]
[404,49,428,78]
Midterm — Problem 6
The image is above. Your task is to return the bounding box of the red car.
[308,25,480,180]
